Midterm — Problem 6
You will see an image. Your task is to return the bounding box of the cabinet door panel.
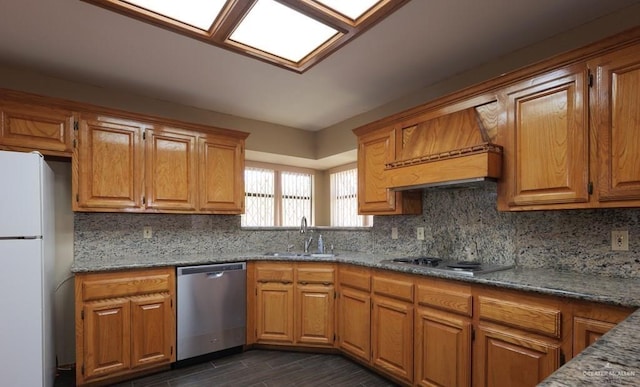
[504,66,589,206]
[0,102,73,154]
[296,285,335,346]
[358,127,397,213]
[198,135,244,213]
[256,282,294,343]
[83,299,131,380]
[372,295,413,383]
[573,317,615,356]
[338,287,371,362]
[75,116,144,210]
[475,325,559,387]
[131,293,174,368]
[415,308,471,387]
[592,44,640,201]
[145,129,197,211]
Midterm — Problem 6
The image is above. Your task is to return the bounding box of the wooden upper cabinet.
[590,43,640,203]
[74,115,145,211]
[74,113,248,214]
[145,128,197,211]
[356,125,421,215]
[498,64,589,210]
[198,134,245,213]
[0,100,75,156]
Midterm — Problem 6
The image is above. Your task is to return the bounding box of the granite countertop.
[71,251,640,386]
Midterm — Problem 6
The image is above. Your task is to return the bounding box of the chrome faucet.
[300,216,313,253]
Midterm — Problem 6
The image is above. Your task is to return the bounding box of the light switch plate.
[417,227,425,241]
[143,226,153,239]
[391,227,398,240]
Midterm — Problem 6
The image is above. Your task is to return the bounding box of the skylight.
[124,0,227,30]
[313,0,381,20]
[229,0,339,62]
[84,0,410,72]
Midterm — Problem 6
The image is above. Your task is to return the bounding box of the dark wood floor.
[56,349,399,386]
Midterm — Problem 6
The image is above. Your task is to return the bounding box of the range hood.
[385,104,502,190]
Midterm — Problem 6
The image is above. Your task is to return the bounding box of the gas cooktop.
[380,257,514,276]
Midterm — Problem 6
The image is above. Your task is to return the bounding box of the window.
[242,162,313,227]
[330,165,372,227]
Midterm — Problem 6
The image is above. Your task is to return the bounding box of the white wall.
[49,161,74,366]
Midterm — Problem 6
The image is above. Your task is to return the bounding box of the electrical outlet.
[391,227,398,240]
[143,226,153,239]
[417,227,425,241]
[611,230,628,251]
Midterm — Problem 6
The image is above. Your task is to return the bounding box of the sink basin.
[263,252,311,257]
[310,253,335,258]
[262,252,336,258]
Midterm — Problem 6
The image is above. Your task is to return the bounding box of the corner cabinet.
[498,44,640,210]
[354,125,422,215]
[251,262,336,348]
[74,267,176,386]
[73,113,248,214]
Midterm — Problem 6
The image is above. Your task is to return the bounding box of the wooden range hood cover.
[386,106,502,190]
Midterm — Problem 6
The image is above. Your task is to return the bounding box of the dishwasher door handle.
[206,272,224,279]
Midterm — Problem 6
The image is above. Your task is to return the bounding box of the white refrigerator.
[0,150,55,387]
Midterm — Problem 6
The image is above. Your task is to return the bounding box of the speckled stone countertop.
[71,252,640,386]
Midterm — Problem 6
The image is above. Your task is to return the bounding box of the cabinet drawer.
[80,268,173,302]
[478,296,562,338]
[372,273,413,303]
[339,265,371,292]
[416,284,472,316]
[255,263,294,283]
[297,266,334,284]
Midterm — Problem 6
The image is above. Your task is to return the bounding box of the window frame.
[242,160,315,227]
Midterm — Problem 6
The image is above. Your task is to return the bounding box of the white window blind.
[281,171,312,227]
[241,167,275,227]
[330,167,372,227]
[242,164,313,227]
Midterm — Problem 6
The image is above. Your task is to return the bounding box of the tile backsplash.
[74,182,640,278]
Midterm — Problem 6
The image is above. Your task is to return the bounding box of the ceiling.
[0,0,639,131]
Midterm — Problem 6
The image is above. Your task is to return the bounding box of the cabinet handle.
[300,281,308,285]
[281,280,292,284]
[322,282,331,286]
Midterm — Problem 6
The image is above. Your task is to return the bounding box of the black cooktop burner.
[447,261,483,270]
[391,257,442,267]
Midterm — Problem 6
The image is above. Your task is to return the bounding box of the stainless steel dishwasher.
[177,262,246,361]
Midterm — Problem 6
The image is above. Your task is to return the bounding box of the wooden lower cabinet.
[475,324,560,387]
[83,298,131,379]
[253,262,335,347]
[414,277,473,387]
[415,307,471,387]
[372,294,414,384]
[338,286,371,361]
[296,283,335,346]
[571,302,633,356]
[254,263,296,344]
[75,268,176,386]
[249,263,633,387]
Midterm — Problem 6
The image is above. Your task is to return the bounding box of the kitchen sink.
[263,252,311,258]
[263,252,336,258]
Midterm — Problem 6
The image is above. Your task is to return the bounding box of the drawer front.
[372,275,413,303]
[416,284,472,316]
[478,296,562,338]
[81,268,173,301]
[339,266,371,292]
[255,264,294,283]
[297,266,335,284]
